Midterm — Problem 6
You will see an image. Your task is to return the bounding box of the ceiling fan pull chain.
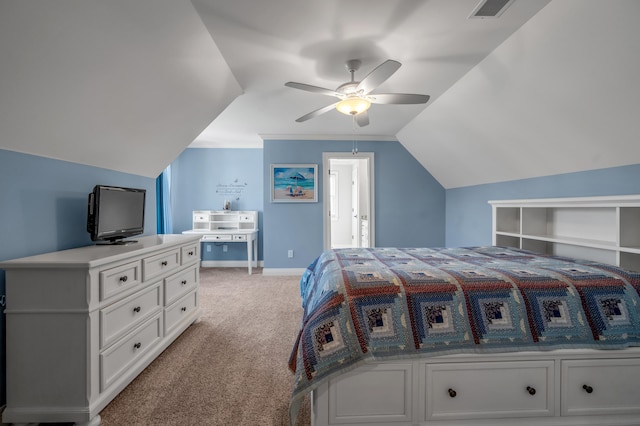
[352,116,358,155]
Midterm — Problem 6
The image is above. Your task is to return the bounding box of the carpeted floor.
[99,267,311,426]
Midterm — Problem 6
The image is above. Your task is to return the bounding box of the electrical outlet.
[223,245,228,252]
[288,249,294,258]
[206,245,211,252]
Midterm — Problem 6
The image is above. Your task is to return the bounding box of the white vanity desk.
[182,228,259,274]
[182,210,259,274]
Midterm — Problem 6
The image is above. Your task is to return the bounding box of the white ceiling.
[190,0,552,146]
[1,1,639,187]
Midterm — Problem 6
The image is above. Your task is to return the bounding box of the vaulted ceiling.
[1,1,639,188]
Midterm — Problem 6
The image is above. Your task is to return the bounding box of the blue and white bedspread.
[288,246,640,415]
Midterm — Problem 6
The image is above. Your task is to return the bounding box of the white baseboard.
[200,260,264,268]
[262,268,306,276]
[199,261,305,277]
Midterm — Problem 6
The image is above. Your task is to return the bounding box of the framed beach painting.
[271,164,318,203]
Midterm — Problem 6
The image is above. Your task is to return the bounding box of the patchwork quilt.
[288,246,640,418]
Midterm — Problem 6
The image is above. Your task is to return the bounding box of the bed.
[288,246,640,426]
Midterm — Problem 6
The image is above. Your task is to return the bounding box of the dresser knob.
[181,307,187,312]
[119,276,128,282]
[188,251,194,256]
[161,261,168,266]
[448,388,457,398]
[133,342,142,350]
[181,280,187,285]
[133,306,141,313]
[582,384,594,394]
[526,386,536,395]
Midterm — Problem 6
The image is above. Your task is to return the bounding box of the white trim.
[262,268,306,276]
[489,194,640,207]
[200,260,264,268]
[260,134,397,142]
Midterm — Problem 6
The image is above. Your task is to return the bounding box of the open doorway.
[323,152,374,250]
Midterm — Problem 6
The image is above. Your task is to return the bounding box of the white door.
[323,152,374,250]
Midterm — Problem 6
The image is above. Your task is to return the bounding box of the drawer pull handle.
[582,384,594,394]
[181,280,187,285]
[181,307,187,312]
[188,251,194,256]
[161,261,168,266]
[133,306,141,313]
[119,276,128,282]
[526,386,536,395]
[133,342,142,350]
[448,388,457,398]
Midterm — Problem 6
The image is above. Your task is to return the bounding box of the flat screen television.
[87,185,146,244]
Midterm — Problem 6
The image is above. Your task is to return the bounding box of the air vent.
[469,0,515,18]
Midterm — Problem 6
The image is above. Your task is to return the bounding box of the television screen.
[87,185,146,243]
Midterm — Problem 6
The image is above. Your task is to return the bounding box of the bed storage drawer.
[326,363,413,424]
[561,358,640,416]
[425,360,555,420]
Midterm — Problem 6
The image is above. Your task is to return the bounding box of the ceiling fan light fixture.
[336,97,371,116]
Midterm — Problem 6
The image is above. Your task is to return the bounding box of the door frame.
[323,152,375,250]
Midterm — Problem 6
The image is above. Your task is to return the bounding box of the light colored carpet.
[99,267,311,426]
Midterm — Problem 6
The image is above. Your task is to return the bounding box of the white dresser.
[0,234,202,425]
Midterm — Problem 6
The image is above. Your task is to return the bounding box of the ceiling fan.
[285,59,430,127]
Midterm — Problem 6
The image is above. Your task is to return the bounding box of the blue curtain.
[156,165,173,234]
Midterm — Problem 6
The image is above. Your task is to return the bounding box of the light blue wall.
[446,164,640,247]
[0,148,157,406]
[263,139,446,269]
[170,148,264,261]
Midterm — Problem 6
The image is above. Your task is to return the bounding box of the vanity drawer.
[142,249,180,281]
[99,260,141,301]
[165,290,198,335]
[561,358,640,415]
[425,360,554,420]
[193,212,209,222]
[181,243,199,264]
[100,283,162,349]
[100,314,162,391]
[164,266,198,305]
[202,234,232,242]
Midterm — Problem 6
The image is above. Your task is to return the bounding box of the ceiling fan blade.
[368,93,430,104]
[285,82,339,97]
[295,102,339,123]
[356,60,401,95]
[356,111,369,127]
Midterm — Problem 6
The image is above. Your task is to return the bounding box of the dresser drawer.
[100,283,162,349]
[99,260,141,301]
[100,314,162,391]
[561,358,640,415]
[425,360,554,420]
[142,249,180,281]
[164,266,198,305]
[165,290,198,335]
[181,243,199,264]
